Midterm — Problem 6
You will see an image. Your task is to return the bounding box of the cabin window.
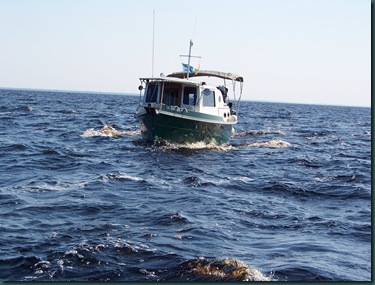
[162,87,179,106]
[183,86,197,106]
[145,84,159,103]
[202,88,215,107]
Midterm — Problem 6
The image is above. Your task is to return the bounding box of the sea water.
[0,89,371,281]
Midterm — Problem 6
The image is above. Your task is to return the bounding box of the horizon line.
[0,86,370,108]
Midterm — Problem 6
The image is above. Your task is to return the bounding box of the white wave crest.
[246,138,291,148]
[155,139,232,151]
[235,130,285,137]
[102,172,143,183]
[81,125,139,138]
[18,181,87,192]
[232,176,255,182]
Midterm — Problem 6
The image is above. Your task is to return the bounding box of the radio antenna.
[192,15,198,41]
[152,9,155,77]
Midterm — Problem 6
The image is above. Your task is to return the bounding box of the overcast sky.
[0,0,371,107]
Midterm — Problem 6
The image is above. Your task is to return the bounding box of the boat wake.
[150,137,291,151]
[239,138,292,148]
[81,125,140,138]
[152,138,233,151]
[82,126,290,150]
[234,130,285,137]
[232,128,291,148]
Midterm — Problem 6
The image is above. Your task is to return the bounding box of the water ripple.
[0,90,370,281]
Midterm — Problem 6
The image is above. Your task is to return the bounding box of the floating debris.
[184,257,273,281]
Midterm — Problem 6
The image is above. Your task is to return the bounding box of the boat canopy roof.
[167,70,244,83]
[139,76,200,85]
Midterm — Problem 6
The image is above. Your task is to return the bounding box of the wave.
[4,239,272,281]
[141,137,291,152]
[101,172,144,183]
[234,138,291,148]
[182,257,273,281]
[81,125,139,138]
[235,130,285,137]
[232,176,255,182]
[2,143,30,152]
[135,129,288,151]
[16,180,87,193]
[153,139,233,152]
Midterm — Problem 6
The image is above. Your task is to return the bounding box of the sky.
[0,0,371,107]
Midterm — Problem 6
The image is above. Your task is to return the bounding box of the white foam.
[101,172,144,183]
[232,176,255,182]
[113,172,143,182]
[81,125,139,138]
[156,139,232,151]
[246,138,291,148]
[19,181,87,193]
[235,130,285,137]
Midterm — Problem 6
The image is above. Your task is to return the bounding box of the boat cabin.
[140,77,234,118]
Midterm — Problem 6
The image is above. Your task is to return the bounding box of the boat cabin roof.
[167,70,244,82]
[139,76,199,85]
[139,76,217,89]
[140,70,244,90]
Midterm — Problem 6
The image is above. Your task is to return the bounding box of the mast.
[186,39,193,79]
[152,10,155,77]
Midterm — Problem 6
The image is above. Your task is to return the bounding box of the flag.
[194,63,200,75]
[182,63,194,74]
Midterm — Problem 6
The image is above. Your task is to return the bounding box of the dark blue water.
[0,89,371,281]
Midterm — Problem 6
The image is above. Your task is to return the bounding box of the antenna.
[180,40,201,80]
[186,39,193,80]
[179,18,200,80]
[152,10,155,77]
[187,16,198,80]
[192,15,198,41]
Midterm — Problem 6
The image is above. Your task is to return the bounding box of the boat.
[134,41,244,144]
